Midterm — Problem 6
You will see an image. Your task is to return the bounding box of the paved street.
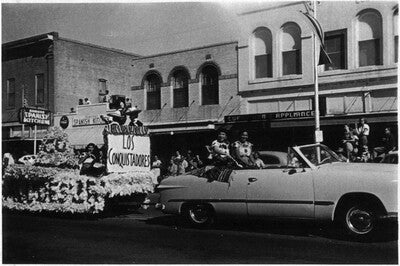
[3,200,398,264]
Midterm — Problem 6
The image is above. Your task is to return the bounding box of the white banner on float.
[106,134,151,173]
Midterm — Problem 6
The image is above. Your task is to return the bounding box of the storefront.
[222,111,398,152]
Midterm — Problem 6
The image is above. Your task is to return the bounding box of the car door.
[245,167,315,219]
[203,169,249,217]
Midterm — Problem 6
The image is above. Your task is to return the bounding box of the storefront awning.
[145,119,217,135]
[148,124,215,135]
[64,125,105,149]
[223,111,398,129]
[271,112,398,128]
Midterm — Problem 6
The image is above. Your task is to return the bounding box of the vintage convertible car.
[158,144,398,239]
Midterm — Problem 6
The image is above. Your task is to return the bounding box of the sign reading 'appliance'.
[19,107,51,126]
[224,110,315,123]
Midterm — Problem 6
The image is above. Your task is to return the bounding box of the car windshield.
[298,144,341,166]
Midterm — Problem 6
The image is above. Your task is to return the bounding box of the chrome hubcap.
[346,207,373,234]
[189,205,209,224]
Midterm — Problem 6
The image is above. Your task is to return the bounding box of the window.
[98,79,107,103]
[253,28,272,78]
[324,30,347,70]
[326,93,364,115]
[357,10,382,66]
[394,9,398,63]
[146,74,161,110]
[201,65,219,105]
[35,74,45,105]
[6,78,15,108]
[99,79,107,95]
[173,71,189,108]
[281,23,301,75]
[371,89,397,112]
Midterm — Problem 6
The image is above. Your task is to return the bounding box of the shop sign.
[19,107,51,126]
[60,116,69,129]
[225,110,315,123]
[72,115,106,127]
[104,125,150,173]
[273,110,315,119]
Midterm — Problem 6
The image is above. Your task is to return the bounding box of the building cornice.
[133,41,238,60]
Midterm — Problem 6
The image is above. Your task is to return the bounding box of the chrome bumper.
[379,212,398,221]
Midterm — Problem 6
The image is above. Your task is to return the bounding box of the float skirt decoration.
[2,165,154,214]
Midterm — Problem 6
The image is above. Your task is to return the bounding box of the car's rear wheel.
[183,203,214,228]
[339,202,378,240]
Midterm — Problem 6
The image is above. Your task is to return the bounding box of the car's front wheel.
[183,203,214,228]
[339,202,378,240]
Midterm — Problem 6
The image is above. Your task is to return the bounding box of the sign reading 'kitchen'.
[19,107,51,126]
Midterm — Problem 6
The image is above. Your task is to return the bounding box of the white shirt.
[358,124,370,136]
[211,140,230,157]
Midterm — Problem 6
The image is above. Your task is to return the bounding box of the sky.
[1,1,257,56]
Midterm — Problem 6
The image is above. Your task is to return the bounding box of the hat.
[107,110,123,118]
[125,106,142,115]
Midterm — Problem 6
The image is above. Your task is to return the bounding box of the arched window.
[357,10,382,66]
[145,73,161,110]
[281,23,302,75]
[394,8,398,63]
[253,27,272,78]
[201,65,219,105]
[173,70,189,108]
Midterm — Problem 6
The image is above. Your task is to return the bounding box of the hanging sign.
[72,115,107,127]
[19,107,51,126]
[60,115,69,129]
[104,125,151,173]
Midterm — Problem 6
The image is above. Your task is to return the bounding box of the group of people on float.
[338,117,397,162]
[100,102,143,127]
[79,104,144,177]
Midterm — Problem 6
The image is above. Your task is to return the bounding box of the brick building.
[3,32,239,161]
[230,1,398,151]
[2,32,142,157]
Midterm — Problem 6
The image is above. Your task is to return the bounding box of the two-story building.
[2,32,142,157]
[3,32,239,161]
[231,1,397,151]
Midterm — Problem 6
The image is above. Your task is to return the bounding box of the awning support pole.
[34,125,37,155]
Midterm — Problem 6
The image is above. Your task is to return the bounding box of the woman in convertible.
[232,131,255,168]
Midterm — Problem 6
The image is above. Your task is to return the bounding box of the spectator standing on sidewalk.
[342,124,358,161]
[151,155,162,185]
[355,118,370,152]
[167,158,178,176]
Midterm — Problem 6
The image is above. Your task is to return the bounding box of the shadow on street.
[145,214,398,243]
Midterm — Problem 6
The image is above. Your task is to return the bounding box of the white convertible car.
[158,144,397,239]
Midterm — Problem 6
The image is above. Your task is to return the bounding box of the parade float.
[2,124,155,215]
